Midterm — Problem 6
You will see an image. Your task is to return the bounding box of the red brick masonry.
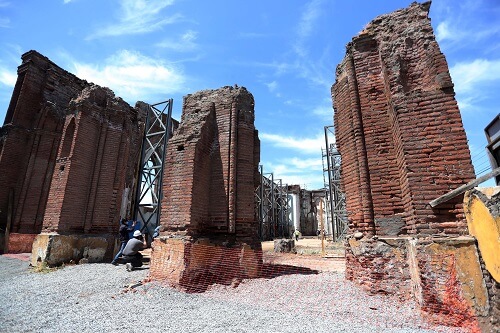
[150,86,262,289]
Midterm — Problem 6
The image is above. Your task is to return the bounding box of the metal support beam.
[134,99,173,237]
[323,126,348,241]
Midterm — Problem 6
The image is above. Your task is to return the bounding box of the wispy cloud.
[294,0,323,58]
[451,59,500,94]
[263,158,324,189]
[0,17,9,28]
[68,49,187,103]
[0,0,10,28]
[260,131,326,155]
[312,101,333,122]
[437,21,500,44]
[156,30,198,52]
[0,66,16,86]
[434,0,500,51]
[87,0,181,39]
[450,59,500,112]
[265,80,278,93]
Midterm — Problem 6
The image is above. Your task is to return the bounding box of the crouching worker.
[122,230,147,272]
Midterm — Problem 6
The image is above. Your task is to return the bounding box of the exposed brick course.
[0,51,88,239]
[0,50,144,257]
[151,86,262,289]
[332,2,486,330]
[332,2,475,236]
[159,86,260,240]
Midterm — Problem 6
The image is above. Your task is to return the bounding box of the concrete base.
[150,237,262,292]
[31,233,112,266]
[347,236,488,331]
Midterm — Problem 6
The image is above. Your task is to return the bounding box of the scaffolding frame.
[255,165,291,240]
[323,125,348,241]
[133,99,173,237]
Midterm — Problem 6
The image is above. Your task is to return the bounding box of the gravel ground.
[0,255,467,333]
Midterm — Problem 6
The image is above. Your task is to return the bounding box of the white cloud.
[436,22,451,42]
[294,0,323,57]
[0,67,16,86]
[0,17,9,28]
[312,104,333,121]
[265,80,278,93]
[87,0,181,39]
[260,131,326,155]
[156,30,198,52]
[436,19,500,45]
[287,157,323,169]
[450,59,500,94]
[450,59,500,112]
[262,159,324,189]
[70,50,187,103]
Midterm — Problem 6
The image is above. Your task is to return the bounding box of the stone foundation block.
[31,233,111,266]
[347,236,488,331]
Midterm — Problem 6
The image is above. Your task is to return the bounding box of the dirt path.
[261,237,346,273]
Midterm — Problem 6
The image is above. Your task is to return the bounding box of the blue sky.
[0,0,499,189]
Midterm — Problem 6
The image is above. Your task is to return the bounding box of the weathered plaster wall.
[347,237,486,332]
[464,188,500,331]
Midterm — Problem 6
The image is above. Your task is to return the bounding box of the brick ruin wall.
[332,2,494,331]
[0,50,144,258]
[0,51,88,242]
[150,86,262,290]
[333,2,475,238]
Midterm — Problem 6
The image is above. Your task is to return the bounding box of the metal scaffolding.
[134,99,173,237]
[323,125,348,241]
[255,165,291,240]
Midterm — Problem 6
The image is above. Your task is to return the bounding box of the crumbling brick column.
[333,1,475,237]
[150,86,262,291]
[31,86,144,265]
[0,51,88,253]
[0,51,144,263]
[332,2,486,330]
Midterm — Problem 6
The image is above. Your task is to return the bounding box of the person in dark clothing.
[111,218,136,265]
[123,230,147,271]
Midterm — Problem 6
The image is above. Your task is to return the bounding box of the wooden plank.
[429,167,500,207]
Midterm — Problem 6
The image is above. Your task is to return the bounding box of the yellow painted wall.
[464,189,500,282]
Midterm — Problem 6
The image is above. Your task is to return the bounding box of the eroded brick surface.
[151,86,262,288]
[0,51,144,256]
[332,3,489,331]
[332,2,475,236]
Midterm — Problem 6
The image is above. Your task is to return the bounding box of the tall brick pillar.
[333,1,474,237]
[150,86,262,291]
[0,50,88,253]
[31,85,144,266]
[0,49,145,262]
[332,3,487,330]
